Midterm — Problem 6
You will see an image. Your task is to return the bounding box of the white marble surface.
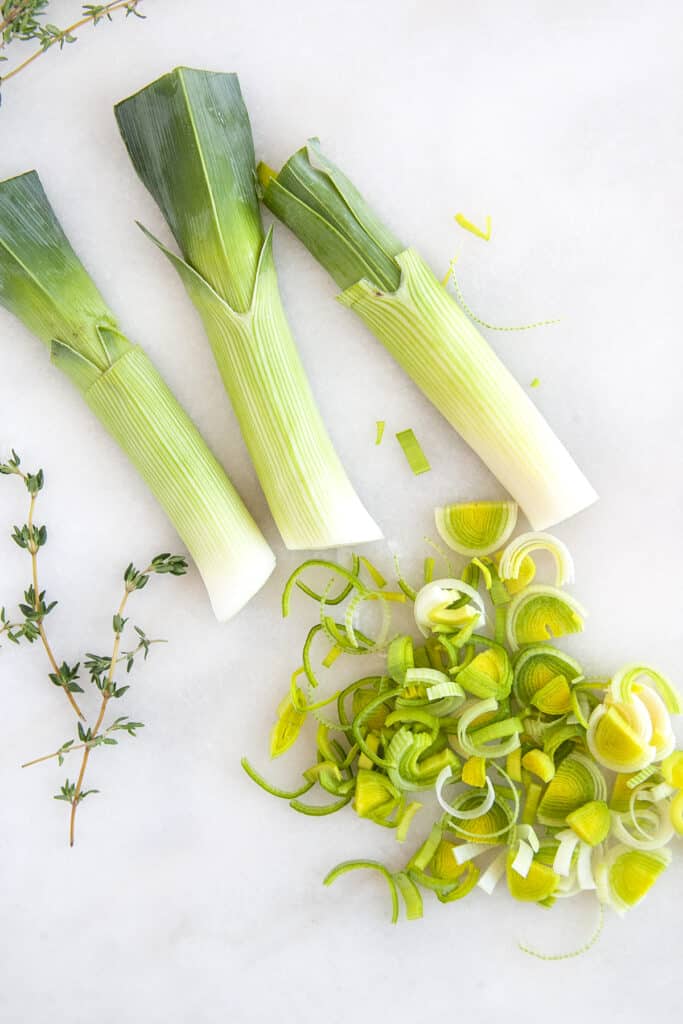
[1,1,682,1020]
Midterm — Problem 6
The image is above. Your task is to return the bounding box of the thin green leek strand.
[261,141,598,530]
[0,171,275,621]
[115,69,381,551]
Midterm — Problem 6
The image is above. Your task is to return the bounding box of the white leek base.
[199,542,276,622]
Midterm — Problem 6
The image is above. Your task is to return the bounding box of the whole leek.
[115,69,381,551]
[261,140,598,530]
[0,171,275,622]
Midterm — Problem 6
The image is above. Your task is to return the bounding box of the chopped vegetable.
[115,69,381,551]
[375,420,386,445]
[261,140,598,530]
[396,429,431,475]
[435,500,518,556]
[454,212,492,241]
[0,171,275,621]
[243,515,681,947]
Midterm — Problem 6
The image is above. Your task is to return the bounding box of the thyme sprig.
[0,1,146,94]
[0,448,85,718]
[65,551,186,846]
[1,450,188,845]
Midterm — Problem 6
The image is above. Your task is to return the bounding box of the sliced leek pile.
[243,500,682,940]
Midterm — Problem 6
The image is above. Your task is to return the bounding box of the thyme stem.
[1,1,145,86]
[69,582,131,845]
[25,486,86,719]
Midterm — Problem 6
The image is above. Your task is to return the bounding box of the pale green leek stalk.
[0,171,275,621]
[262,141,598,530]
[114,69,381,550]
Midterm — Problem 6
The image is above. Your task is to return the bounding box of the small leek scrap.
[396,429,430,475]
[115,68,381,551]
[0,171,275,621]
[261,140,598,530]
[243,517,682,944]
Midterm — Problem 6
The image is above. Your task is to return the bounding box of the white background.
[1,1,682,1020]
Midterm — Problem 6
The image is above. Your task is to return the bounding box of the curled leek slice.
[513,645,583,707]
[324,861,400,923]
[537,753,608,827]
[435,765,495,819]
[598,845,671,913]
[434,501,518,557]
[610,788,675,850]
[498,531,575,588]
[455,644,512,701]
[661,751,683,788]
[414,578,486,637]
[457,698,521,759]
[507,585,586,650]
[586,697,656,773]
[609,664,682,715]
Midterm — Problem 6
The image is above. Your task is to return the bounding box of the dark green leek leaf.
[115,67,264,312]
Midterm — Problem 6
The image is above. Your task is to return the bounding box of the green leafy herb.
[2,450,187,845]
[0,2,146,98]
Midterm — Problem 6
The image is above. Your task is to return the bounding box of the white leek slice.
[453,842,497,865]
[515,824,540,853]
[577,841,597,891]
[498,531,575,587]
[610,800,675,851]
[511,839,536,878]
[434,501,518,557]
[477,849,508,894]
[413,578,486,637]
[435,765,495,819]
[553,830,581,876]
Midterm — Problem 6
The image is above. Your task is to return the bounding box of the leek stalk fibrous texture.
[261,140,598,530]
[115,68,381,551]
[0,171,275,622]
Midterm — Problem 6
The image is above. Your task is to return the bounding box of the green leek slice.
[434,501,518,557]
[537,753,608,827]
[507,585,586,650]
[395,428,431,475]
[600,846,671,913]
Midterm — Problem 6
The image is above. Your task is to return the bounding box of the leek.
[244,521,682,937]
[115,69,381,551]
[0,171,275,621]
[261,140,598,530]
